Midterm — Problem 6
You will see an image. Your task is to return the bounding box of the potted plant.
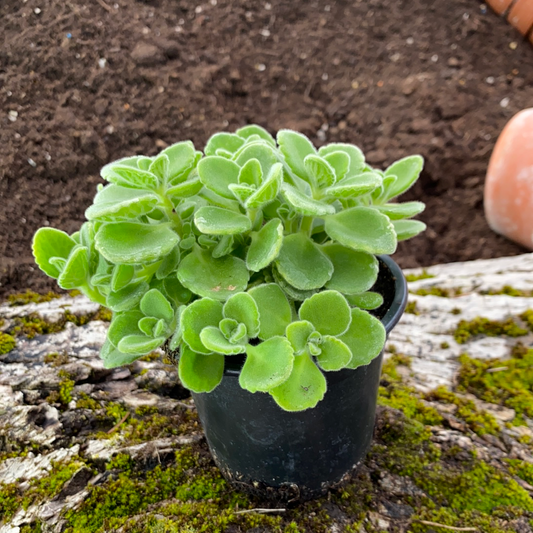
[32,125,425,500]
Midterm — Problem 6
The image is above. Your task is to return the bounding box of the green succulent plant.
[33,125,425,411]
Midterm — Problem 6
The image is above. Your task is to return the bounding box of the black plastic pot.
[192,255,408,501]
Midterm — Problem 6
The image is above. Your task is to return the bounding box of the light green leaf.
[107,281,149,312]
[118,335,166,355]
[108,310,144,347]
[138,316,158,336]
[177,246,249,301]
[219,318,238,339]
[230,322,247,343]
[153,318,167,337]
[169,305,186,351]
[322,244,379,295]
[316,336,352,371]
[324,206,397,254]
[234,143,279,177]
[212,235,234,259]
[239,336,294,393]
[205,132,245,156]
[238,158,262,187]
[286,320,315,355]
[384,155,424,200]
[375,201,425,220]
[85,185,159,221]
[281,183,336,217]
[246,218,283,272]
[197,156,240,199]
[101,338,142,368]
[248,283,292,340]
[299,290,352,336]
[161,141,197,181]
[223,292,260,338]
[228,183,255,205]
[178,345,224,393]
[156,245,181,280]
[32,228,77,279]
[95,222,180,264]
[304,154,336,189]
[149,153,170,183]
[318,143,365,177]
[200,326,246,355]
[166,177,203,199]
[392,219,427,241]
[194,206,252,236]
[275,233,333,291]
[163,278,192,307]
[339,308,386,369]
[277,129,316,180]
[324,173,381,199]
[181,298,223,354]
[323,151,350,181]
[57,246,89,289]
[100,164,159,190]
[236,124,276,146]
[346,292,384,310]
[111,264,135,292]
[140,289,173,322]
[269,352,326,411]
[244,163,282,209]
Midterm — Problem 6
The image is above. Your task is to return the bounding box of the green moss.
[426,386,500,436]
[0,332,16,354]
[47,377,75,407]
[506,459,533,485]
[405,270,435,282]
[76,392,102,411]
[440,341,450,349]
[457,350,533,423]
[405,301,419,315]
[519,309,533,330]
[414,287,452,297]
[139,351,161,362]
[7,290,62,306]
[453,317,527,344]
[43,351,70,366]
[483,286,532,297]
[450,307,462,315]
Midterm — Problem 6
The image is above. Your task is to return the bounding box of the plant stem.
[300,216,313,236]
[160,194,183,237]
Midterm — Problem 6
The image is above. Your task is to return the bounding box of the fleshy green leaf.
[200,326,246,355]
[219,318,239,339]
[85,185,159,221]
[161,141,197,181]
[324,206,397,254]
[269,352,326,411]
[322,151,350,181]
[236,124,276,146]
[177,246,249,301]
[246,218,283,272]
[281,183,336,216]
[275,233,334,291]
[163,277,192,307]
[108,310,144,347]
[197,156,240,199]
[95,222,180,265]
[212,235,234,259]
[194,206,252,235]
[156,245,181,280]
[299,290,351,336]
[304,154,336,189]
[149,153,169,183]
[138,316,158,336]
[178,345,224,393]
[118,335,166,355]
[384,155,424,200]
[239,336,294,393]
[238,158,262,187]
[100,164,159,190]
[230,322,247,344]
[277,130,316,180]
[318,143,365,177]
[324,173,381,199]
[228,183,255,205]
[140,289,174,322]
[234,143,279,177]
[223,292,260,338]
[106,281,149,312]
[392,219,427,241]
[339,308,386,369]
[272,267,318,302]
[375,201,425,220]
[32,228,77,279]
[169,305,186,351]
[322,244,379,295]
[181,298,223,354]
[244,163,282,209]
[57,247,89,289]
[153,318,167,337]
[166,178,203,199]
[101,338,142,368]
[286,320,315,355]
[111,264,135,292]
[316,336,352,371]
[346,292,384,310]
[205,132,245,156]
[248,284,292,340]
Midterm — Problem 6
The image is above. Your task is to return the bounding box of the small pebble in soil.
[255,63,266,71]
[509,42,518,50]
[28,158,37,167]
[210,0,217,4]
[265,2,271,9]
[406,37,414,45]
[260,28,270,37]
[34,7,41,14]
[8,110,18,122]
[98,58,107,69]
[431,54,439,63]
[500,97,510,108]
[480,3,487,14]
[486,76,495,85]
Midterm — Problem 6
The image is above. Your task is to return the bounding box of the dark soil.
[1,0,532,298]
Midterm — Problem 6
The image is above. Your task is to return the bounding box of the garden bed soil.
[1,0,532,299]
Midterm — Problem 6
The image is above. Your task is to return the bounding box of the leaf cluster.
[33,125,425,411]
